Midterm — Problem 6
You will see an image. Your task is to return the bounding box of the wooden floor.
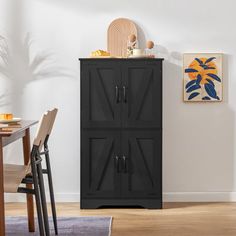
[5,202,236,236]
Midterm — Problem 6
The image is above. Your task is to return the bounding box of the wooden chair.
[24,108,58,235]
[23,108,59,234]
[4,110,56,236]
[40,108,58,234]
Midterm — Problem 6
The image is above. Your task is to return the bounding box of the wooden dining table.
[0,120,38,236]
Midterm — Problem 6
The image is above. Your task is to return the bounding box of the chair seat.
[4,164,31,193]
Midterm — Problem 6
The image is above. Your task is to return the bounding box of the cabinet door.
[81,61,122,128]
[122,61,162,128]
[81,130,121,198]
[121,130,162,199]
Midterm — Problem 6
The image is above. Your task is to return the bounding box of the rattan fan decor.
[107,18,137,58]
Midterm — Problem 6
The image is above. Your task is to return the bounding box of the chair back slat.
[47,108,58,135]
[33,112,51,149]
[33,108,58,150]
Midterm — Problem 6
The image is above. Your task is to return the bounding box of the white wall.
[0,0,236,202]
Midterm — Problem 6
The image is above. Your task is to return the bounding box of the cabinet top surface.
[79,58,164,61]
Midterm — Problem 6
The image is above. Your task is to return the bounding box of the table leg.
[23,129,35,232]
[0,138,5,236]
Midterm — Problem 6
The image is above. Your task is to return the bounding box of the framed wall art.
[183,53,223,102]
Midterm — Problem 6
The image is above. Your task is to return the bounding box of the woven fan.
[107,18,137,58]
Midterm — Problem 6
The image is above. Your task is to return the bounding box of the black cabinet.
[80,58,163,209]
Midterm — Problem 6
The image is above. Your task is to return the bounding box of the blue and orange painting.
[183,54,223,102]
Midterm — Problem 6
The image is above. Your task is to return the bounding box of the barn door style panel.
[121,131,162,201]
[81,130,121,201]
[81,61,122,128]
[122,61,162,128]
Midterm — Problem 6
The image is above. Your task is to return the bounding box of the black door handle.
[122,156,127,173]
[114,156,122,173]
[123,86,127,103]
[115,86,120,103]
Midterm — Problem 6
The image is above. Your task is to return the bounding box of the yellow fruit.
[91,50,110,57]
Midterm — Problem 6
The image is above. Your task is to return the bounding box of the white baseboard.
[4,193,80,203]
[5,192,236,203]
[163,192,236,202]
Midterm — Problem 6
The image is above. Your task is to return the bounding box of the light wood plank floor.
[5,203,236,236]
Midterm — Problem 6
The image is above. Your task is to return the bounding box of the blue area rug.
[6,216,112,236]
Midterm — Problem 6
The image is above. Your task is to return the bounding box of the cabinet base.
[81,199,162,209]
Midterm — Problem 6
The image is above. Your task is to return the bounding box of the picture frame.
[183,53,223,102]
